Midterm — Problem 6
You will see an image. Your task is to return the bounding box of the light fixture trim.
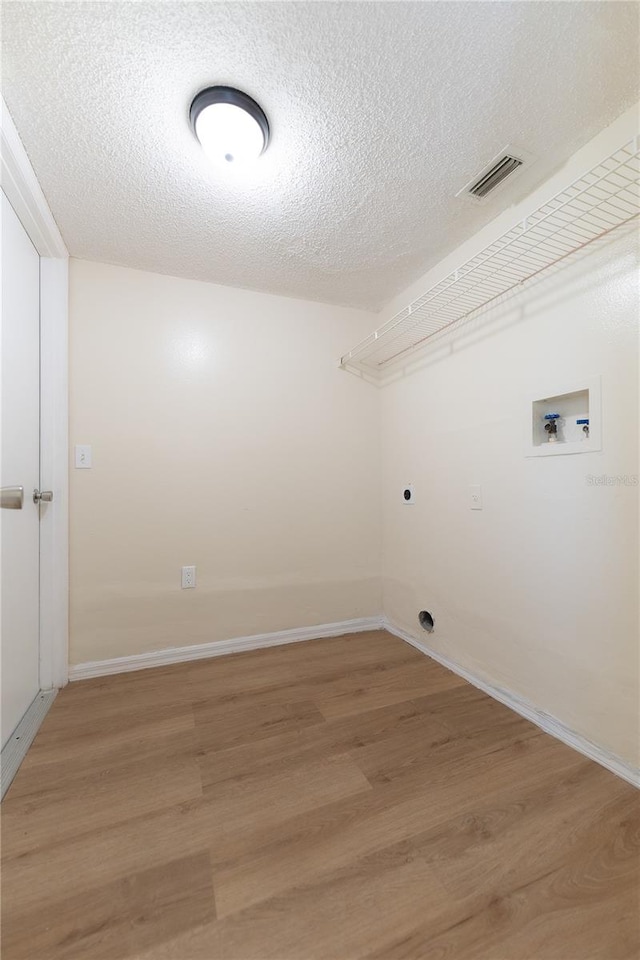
[189,85,270,163]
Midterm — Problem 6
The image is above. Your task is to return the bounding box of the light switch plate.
[75,444,92,469]
[469,485,483,510]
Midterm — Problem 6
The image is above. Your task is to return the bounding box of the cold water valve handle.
[577,418,589,439]
[544,412,561,443]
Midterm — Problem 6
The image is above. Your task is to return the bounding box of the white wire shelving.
[339,138,640,382]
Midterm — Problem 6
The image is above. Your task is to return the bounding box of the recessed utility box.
[526,377,601,457]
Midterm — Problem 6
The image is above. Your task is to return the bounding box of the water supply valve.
[544,412,561,443]
[577,418,589,439]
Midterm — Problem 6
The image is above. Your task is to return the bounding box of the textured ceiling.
[2,1,639,310]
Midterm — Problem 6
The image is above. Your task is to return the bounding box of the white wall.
[69,261,380,664]
[380,107,639,767]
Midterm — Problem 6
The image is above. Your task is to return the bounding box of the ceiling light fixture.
[189,86,270,166]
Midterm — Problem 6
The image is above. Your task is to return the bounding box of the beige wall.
[69,261,381,664]
[380,108,640,766]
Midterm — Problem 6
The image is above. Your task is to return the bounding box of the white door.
[1,190,41,748]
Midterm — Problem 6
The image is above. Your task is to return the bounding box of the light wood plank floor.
[2,631,638,959]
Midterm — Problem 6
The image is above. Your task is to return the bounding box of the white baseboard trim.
[383,618,639,789]
[1,689,57,800]
[69,616,385,681]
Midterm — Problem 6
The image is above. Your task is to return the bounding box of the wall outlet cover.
[469,485,483,510]
[74,444,92,469]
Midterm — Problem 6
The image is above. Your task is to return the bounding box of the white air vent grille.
[468,154,523,198]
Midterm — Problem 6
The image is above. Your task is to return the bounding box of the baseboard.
[69,616,385,681]
[1,689,57,800]
[383,618,640,789]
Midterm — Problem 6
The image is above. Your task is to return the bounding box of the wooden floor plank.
[316,658,465,720]
[2,630,637,960]
[2,852,215,960]
[196,693,453,788]
[375,788,639,960]
[2,728,203,859]
[193,696,325,753]
[200,751,372,837]
[22,701,196,767]
[211,734,587,920]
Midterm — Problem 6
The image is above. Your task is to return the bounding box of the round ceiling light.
[189,86,270,166]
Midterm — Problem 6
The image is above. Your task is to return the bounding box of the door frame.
[2,98,69,689]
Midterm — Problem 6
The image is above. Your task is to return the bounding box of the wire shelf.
[340,138,640,381]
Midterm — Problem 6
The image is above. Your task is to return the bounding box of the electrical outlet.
[402,485,414,504]
[181,565,196,589]
[469,485,483,510]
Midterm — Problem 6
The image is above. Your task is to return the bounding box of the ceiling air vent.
[466,154,523,199]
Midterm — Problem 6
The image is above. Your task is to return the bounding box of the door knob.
[33,489,54,504]
[1,486,24,509]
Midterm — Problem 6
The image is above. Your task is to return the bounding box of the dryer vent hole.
[418,610,434,633]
